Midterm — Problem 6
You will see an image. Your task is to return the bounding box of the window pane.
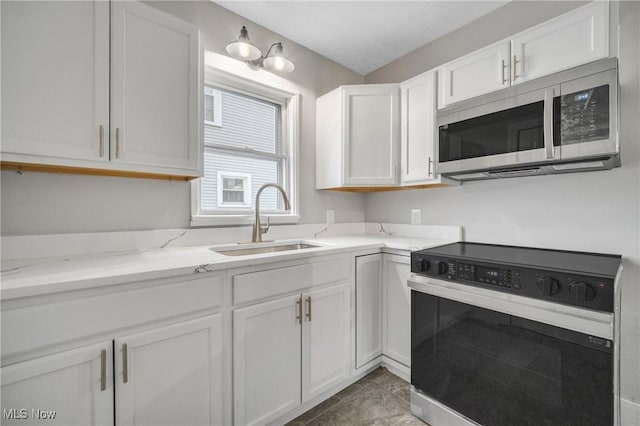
[202,149,280,211]
[204,95,214,122]
[204,88,279,153]
[222,190,244,203]
[223,178,244,190]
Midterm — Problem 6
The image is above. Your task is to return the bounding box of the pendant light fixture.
[225,26,295,73]
[225,26,262,61]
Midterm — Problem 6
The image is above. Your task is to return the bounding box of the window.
[204,87,222,126]
[217,172,251,207]
[192,69,299,226]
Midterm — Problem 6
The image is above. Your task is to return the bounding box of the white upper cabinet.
[510,1,609,84]
[401,70,440,184]
[110,1,201,175]
[438,1,611,108]
[316,84,400,189]
[438,41,511,108]
[1,0,110,163]
[1,0,202,178]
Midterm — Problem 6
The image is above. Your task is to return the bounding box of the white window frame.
[191,66,300,227]
[216,171,251,208]
[204,87,222,127]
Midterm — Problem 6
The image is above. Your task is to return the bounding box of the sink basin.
[211,241,324,257]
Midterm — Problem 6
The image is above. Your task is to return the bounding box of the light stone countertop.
[0,234,455,300]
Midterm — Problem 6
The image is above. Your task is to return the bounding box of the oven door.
[409,276,614,426]
[437,86,558,175]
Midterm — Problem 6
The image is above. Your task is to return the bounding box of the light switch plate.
[326,209,335,224]
[411,209,421,225]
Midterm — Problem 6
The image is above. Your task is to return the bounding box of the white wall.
[0,0,366,235]
[364,0,640,408]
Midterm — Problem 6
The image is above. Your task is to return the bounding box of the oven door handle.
[544,88,556,159]
[408,275,614,340]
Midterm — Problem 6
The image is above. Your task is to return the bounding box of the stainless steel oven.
[437,59,619,181]
[408,242,622,426]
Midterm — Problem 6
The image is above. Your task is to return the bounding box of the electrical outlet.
[326,209,335,224]
[411,209,421,225]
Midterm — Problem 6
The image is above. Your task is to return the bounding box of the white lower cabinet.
[1,342,114,426]
[1,315,222,426]
[302,285,350,403]
[233,294,302,426]
[355,254,383,368]
[382,254,412,367]
[233,283,350,426]
[115,315,223,426]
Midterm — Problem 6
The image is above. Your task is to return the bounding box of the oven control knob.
[569,281,596,302]
[434,261,448,275]
[415,258,431,272]
[537,276,561,296]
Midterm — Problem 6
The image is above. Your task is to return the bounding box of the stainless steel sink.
[213,242,322,256]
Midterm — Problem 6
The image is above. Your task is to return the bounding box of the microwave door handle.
[544,88,555,159]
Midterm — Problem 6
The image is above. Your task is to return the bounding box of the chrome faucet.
[252,183,292,243]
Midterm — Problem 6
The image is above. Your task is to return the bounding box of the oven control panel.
[410,253,614,313]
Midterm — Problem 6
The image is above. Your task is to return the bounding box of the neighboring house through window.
[191,68,299,226]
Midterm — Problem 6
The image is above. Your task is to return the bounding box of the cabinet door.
[1,342,113,426]
[401,71,437,184]
[383,254,412,367]
[355,254,383,368]
[438,41,510,108]
[302,283,350,403]
[511,2,609,85]
[234,295,301,425]
[110,1,201,176]
[115,315,223,426]
[1,0,109,163]
[343,85,400,186]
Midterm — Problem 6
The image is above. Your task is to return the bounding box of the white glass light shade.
[226,26,262,61]
[262,43,295,73]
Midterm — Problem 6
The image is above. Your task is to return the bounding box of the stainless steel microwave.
[437,58,619,181]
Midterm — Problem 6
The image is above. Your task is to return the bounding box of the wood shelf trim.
[320,183,451,192]
[0,161,196,181]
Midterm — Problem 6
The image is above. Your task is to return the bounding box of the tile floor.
[287,367,427,426]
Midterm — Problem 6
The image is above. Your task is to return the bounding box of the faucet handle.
[260,216,270,235]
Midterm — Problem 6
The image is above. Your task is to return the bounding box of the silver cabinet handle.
[115,128,121,159]
[99,125,105,158]
[296,298,302,324]
[305,296,312,322]
[100,349,107,391]
[512,55,520,81]
[122,343,128,383]
[428,157,433,176]
[501,60,508,85]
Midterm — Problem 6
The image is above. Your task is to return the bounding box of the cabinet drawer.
[1,274,223,360]
[233,258,350,305]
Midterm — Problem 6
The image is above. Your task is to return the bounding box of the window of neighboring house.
[191,72,299,226]
[217,172,251,207]
[204,87,222,127]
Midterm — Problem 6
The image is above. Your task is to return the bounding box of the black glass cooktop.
[419,242,621,278]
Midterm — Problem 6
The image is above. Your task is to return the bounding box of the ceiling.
[214,1,509,75]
